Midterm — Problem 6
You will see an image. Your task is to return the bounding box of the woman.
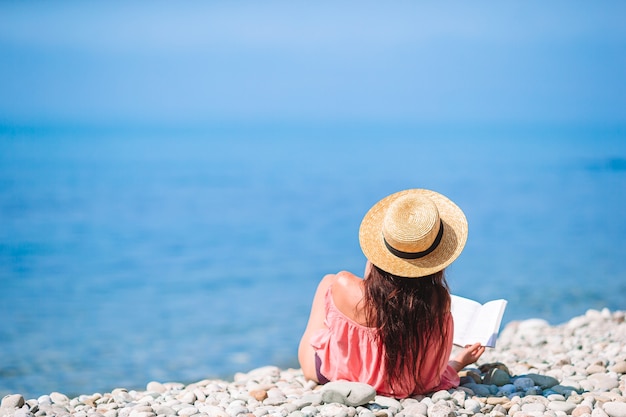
[298,189,485,398]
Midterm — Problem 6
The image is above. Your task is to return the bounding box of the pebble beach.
[1,308,625,417]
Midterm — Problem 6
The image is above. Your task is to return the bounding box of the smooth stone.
[300,393,323,406]
[459,370,483,385]
[300,406,319,417]
[431,391,451,403]
[451,390,466,405]
[37,395,52,405]
[266,388,286,399]
[573,405,593,417]
[249,389,268,401]
[513,377,536,391]
[202,405,229,417]
[486,397,508,405]
[264,397,287,406]
[319,403,349,417]
[568,394,585,405]
[551,384,580,396]
[479,363,511,375]
[79,394,101,407]
[225,400,246,409]
[521,403,546,413]
[152,405,176,416]
[459,376,476,386]
[13,409,30,417]
[609,361,626,374]
[139,393,159,403]
[560,379,583,391]
[603,402,626,417]
[373,396,401,410]
[162,382,184,391]
[1,394,25,409]
[112,390,132,404]
[177,392,196,404]
[402,403,428,416]
[367,403,383,412]
[548,400,576,413]
[225,405,248,416]
[464,399,482,414]
[146,382,166,394]
[588,374,619,391]
[496,384,516,396]
[291,398,313,410]
[427,403,455,417]
[421,398,434,407]
[567,315,589,329]
[130,412,154,417]
[462,383,493,397]
[593,408,611,417]
[192,388,206,402]
[178,405,199,416]
[580,380,596,392]
[131,406,153,414]
[50,392,70,405]
[484,369,511,387]
[586,364,607,374]
[526,374,559,389]
[320,381,376,407]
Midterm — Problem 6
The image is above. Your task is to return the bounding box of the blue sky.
[1,1,625,126]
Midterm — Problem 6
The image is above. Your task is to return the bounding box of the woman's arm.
[448,342,485,372]
[298,273,336,381]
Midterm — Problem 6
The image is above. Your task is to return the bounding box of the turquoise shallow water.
[1,123,625,399]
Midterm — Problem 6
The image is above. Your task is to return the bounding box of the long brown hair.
[362,264,451,394]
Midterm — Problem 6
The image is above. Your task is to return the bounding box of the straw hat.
[359,189,468,278]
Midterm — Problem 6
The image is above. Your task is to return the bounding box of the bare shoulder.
[306,274,333,308]
[332,271,366,323]
[334,271,363,291]
[314,271,360,299]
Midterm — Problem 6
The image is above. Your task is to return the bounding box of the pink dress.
[310,286,460,398]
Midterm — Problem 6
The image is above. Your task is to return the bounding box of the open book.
[450,295,507,348]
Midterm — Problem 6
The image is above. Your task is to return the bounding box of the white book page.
[450,295,507,348]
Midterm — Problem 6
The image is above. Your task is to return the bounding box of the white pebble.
[603,402,626,417]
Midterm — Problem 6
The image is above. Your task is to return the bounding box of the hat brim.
[358,189,468,278]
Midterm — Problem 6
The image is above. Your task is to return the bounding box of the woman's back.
[307,269,460,397]
[298,189,486,398]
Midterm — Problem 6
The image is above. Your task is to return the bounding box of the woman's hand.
[449,342,486,372]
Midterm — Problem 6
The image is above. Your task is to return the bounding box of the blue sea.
[1,123,625,400]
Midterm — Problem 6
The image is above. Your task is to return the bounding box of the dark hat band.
[383,220,444,260]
